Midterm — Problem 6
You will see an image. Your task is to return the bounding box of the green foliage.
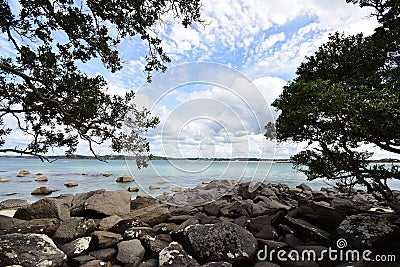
[0,0,202,167]
[268,0,400,200]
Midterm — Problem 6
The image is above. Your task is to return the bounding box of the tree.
[267,0,400,201]
[0,0,202,167]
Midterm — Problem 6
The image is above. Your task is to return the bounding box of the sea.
[1,158,399,203]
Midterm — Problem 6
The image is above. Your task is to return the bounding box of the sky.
[3,0,396,160]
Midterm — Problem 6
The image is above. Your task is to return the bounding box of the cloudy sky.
[4,0,393,159]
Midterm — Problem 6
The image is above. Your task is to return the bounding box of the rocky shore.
[1,180,400,267]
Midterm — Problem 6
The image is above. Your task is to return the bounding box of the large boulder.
[0,199,29,210]
[0,233,67,266]
[59,237,91,257]
[285,216,331,245]
[91,231,123,249]
[14,196,72,221]
[159,242,200,266]
[0,216,60,236]
[71,190,131,217]
[183,222,257,264]
[336,213,400,252]
[31,186,54,195]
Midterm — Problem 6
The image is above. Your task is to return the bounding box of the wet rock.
[124,204,170,226]
[183,222,257,263]
[31,186,53,195]
[0,199,29,210]
[71,190,131,217]
[159,242,200,266]
[14,196,72,221]
[149,185,161,190]
[116,175,134,182]
[285,216,331,245]
[128,187,140,192]
[60,236,91,257]
[0,233,67,266]
[65,182,78,187]
[91,231,123,249]
[0,178,10,182]
[117,239,145,266]
[102,173,112,177]
[35,176,48,182]
[53,217,96,244]
[336,213,400,251]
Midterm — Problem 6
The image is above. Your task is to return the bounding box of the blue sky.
[4,0,395,159]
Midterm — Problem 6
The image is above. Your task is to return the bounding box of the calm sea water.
[1,158,399,203]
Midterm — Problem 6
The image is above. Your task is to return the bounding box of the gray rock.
[117,239,145,266]
[71,190,131,217]
[124,226,154,239]
[143,237,170,259]
[111,218,142,234]
[123,204,170,226]
[285,216,331,245]
[91,231,123,249]
[71,255,97,266]
[89,248,116,261]
[0,199,29,210]
[81,260,107,267]
[253,262,280,267]
[60,236,91,257]
[99,215,123,231]
[159,242,200,266]
[53,217,96,244]
[0,233,67,266]
[202,202,220,216]
[248,215,273,234]
[337,213,400,251]
[14,196,72,221]
[254,225,278,240]
[183,222,257,263]
[139,259,158,267]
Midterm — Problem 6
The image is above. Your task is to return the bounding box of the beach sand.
[0,209,16,217]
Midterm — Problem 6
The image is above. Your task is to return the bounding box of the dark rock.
[0,216,60,236]
[88,248,116,261]
[281,261,319,267]
[0,199,29,210]
[159,241,200,266]
[280,233,304,247]
[254,196,291,212]
[289,200,345,232]
[168,205,198,216]
[117,239,145,265]
[91,231,123,249]
[253,262,280,267]
[331,198,360,215]
[248,215,273,234]
[257,239,290,251]
[202,202,220,216]
[351,193,374,210]
[99,215,123,231]
[71,255,97,266]
[128,187,140,192]
[153,222,179,234]
[195,212,220,224]
[170,218,200,243]
[59,236,91,257]
[131,195,159,210]
[336,213,400,252]
[0,233,67,266]
[143,236,170,259]
[14,196,72,221]
[168,214,195,224]
[254,225,278,240]
[124,226,154,239]
[111,218,142,234]
[53,217,96,244]
[139,259,158,267]
[65,182,78,187]
[124,204,170,226]
[227,200,250,218]
[116,175,134,182]
[232,216,248,228]
[183,222,257,263]
[31,186,54,195]
[238,182,268,200]
[71,190,131,217]
[285,216,331,245]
